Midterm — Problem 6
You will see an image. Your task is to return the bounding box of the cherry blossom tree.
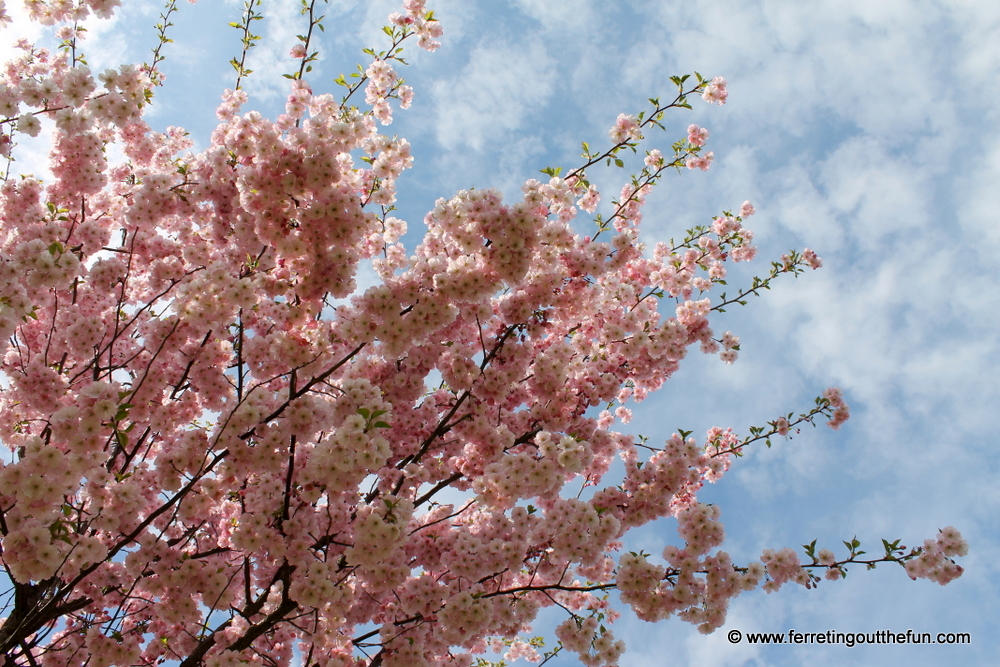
[0,1,966,666]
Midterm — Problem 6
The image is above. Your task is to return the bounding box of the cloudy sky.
[3,0,997,665]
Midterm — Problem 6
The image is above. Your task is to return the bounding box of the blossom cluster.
[389,0,444,51]
[555,616,625,667]
[685,125,713,170]
[904,527,968,584]
[701,76,728,104]
[823,386,850,429]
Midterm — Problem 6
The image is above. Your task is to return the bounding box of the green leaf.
[802,539,817,558]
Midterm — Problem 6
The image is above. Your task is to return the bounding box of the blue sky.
[2,0,997,665]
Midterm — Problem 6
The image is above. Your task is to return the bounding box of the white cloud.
[0,1,43,63]
[430,38,555,153]
[956,136,1000,250]
[513,0,596,30]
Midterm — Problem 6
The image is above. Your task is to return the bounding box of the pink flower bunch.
[701,75,728,104]
[365,59,401,125]
[687,123,709,146]
[802,246,822,269]
[389,0,444,51]
[577,183,601,213]
[760,547,812,592]
[609,113,642,143]
[686,150,714,171]
[677,503,725,555]
[24,0,122,25]
[823,386,850,429]
[904,527,968,584]
[215,87,248,121]
[284,78,312,119]
[503,639,541,663]
[616,522,764,634]
[555,617,625,667]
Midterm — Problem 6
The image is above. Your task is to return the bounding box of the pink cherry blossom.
[609,113,642,143]
[687,124,709,146]
[686,151,714,171]
[702,76,728,104]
